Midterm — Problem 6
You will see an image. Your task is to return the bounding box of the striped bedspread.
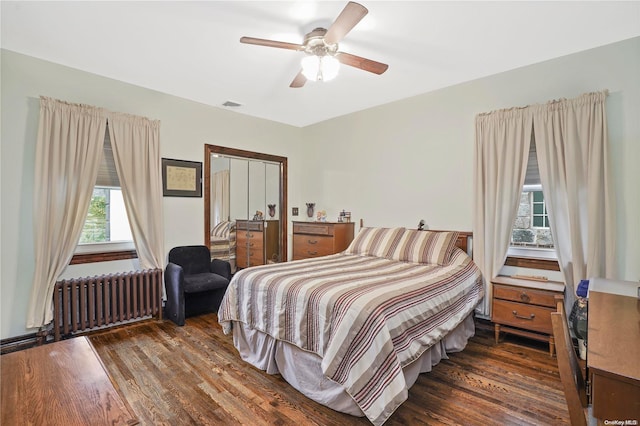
[218,249,483,425]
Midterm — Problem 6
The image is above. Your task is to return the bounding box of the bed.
[218,227,484,425]
[209,220,236,272]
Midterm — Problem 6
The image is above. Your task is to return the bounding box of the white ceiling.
[2,1,639,127]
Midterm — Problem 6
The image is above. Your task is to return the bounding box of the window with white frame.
[509,137,556,258]
[76,126,134,253]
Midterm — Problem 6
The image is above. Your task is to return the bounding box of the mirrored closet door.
[204,145,287,271]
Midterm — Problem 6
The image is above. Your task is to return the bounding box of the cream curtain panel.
[474,90,614,316]
[27,97,107,328]
[108,112,164,270]
[212,169,230,226]
[533,91,615,310]
[473,108,533,316]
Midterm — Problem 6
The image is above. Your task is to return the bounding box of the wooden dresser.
[491,275,564,355]
[588,290,640,422]
[292,221,354,261]
[1,336,138,425]
[236,219,279,268]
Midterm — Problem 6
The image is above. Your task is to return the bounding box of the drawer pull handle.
[248,243,254,247]
[308,240,318,244]
[308,251,317,255]
[512,310,535,320]
[520,292,530,302]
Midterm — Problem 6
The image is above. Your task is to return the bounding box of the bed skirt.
[232,313,475,417]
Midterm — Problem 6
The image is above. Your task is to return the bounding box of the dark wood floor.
[89,314,570,426]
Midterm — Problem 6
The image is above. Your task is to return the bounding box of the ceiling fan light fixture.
[240,2,387,88]
[301,55,340,82]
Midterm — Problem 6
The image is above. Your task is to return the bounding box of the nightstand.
[292,221,354,260]
[492,275,564,356]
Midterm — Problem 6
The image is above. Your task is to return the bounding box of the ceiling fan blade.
[324,2,368,45]
[240,36,304,51]
[290,71,307,88]
[336,52,388,75]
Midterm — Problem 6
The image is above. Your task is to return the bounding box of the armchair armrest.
[165,262,186,326]
[210,259,232,280]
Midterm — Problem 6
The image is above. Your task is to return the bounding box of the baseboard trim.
[0,332,44,355]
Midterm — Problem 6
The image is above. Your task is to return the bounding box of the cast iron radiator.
[53,268,163,341]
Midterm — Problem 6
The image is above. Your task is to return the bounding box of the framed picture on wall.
[162,158,202,197]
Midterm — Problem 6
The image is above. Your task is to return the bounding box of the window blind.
[523,133,540,189]
[95,124,120,187]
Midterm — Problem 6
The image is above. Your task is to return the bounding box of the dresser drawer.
[494,284,557,308]
[244,237,264,251]
[236,245,247,268]
[236,245,264,267]
[239,230,264,241]
[293,222,334,236]
[247,250,264,266]
[293,235,334,259]
[236,220,264,232]
[492,299,553,335]
[237,233,264,251]
[237,237,264,254]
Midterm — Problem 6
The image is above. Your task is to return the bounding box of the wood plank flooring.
[89,314,570,425]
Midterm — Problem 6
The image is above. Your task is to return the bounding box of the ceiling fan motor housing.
[304,28,338,57]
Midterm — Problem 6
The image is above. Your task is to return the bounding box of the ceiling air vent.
[222,101,242,107]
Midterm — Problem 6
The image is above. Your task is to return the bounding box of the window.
[73,126,136,262]
[511,187,554,249]
[531,191,550,228]
[508,137,556,261]
[79,187,133,244]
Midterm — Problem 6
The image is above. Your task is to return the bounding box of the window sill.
[70,249,137,265]
[504,256,560,271]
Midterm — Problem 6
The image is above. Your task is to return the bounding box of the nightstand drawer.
[293,235,334,259]
[494,284,557,308]
[493,299,553,335]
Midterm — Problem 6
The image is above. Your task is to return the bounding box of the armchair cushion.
[183,273,229,293]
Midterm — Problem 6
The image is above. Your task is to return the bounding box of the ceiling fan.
[240,1,389,88]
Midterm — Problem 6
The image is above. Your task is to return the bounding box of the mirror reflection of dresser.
[236,219,279,268]
[204,145,287,271]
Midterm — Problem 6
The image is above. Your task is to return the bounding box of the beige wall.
[0,49,304,338]
[2,37,639,339]
[300,37,639,283]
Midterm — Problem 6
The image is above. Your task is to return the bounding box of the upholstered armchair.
[164,245,231,326]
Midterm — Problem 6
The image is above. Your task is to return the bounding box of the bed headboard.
[455,231,472,256]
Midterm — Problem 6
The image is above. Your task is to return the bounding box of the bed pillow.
[388,229,460,266]
[344,227,405,258]
[211,221,235,238]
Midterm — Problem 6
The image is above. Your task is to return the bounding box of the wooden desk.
[588,291,640,423]
[1,336,138,425]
